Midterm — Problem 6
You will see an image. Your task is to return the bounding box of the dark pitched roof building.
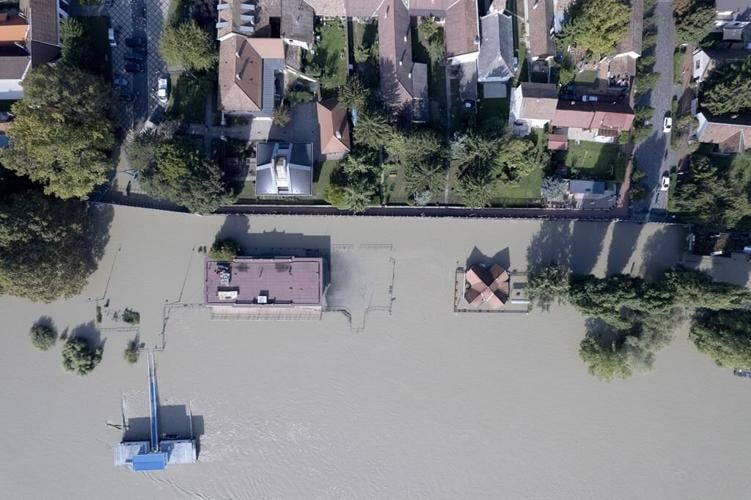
[478,7,515,85]
[20,0,64,66]
[281,0,315,50]
[524,0,555,60]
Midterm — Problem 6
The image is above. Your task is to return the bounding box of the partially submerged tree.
[159,21,217,71]
[528,265,571,311]
[62,338,103,375]
[123,339,140,365]
[30,324,57,351]
[141,139,229,213]
[0,191,108,302]
[1,64,113,199]
[691,310,751,369]
[209,238,241,261]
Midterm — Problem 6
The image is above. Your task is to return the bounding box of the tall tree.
[0,65,113,199]
[353,110,393,150]
[141,140,229,213]
[557,0,631,61]
[691,310,751,369]
[673,0,716,45]
[701,56,751,116]
[671,155,751,229]
[0,191,110,302]
[159,21,217,71]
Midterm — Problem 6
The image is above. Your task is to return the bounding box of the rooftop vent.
[257,295,268,304]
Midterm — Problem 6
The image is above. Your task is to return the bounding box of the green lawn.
[478,97,509,134]
[313,160,338,199]
[307,20,348,95]
[574,70,597,84]
[565,141,626,181]
[168,73,213,124]
[489,166,543,205]
[351,20,379,89]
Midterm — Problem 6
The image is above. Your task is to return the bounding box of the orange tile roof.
[316,99,351,155]
[464,264,510,309]
[0,15,29,43]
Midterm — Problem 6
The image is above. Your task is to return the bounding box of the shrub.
[30,324,57,351]
[209,238,240,261]
[62,338,103,375]
[123,339,140,364]
[122,308,140,325]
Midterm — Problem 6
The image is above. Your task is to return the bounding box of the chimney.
[335,131,342,139]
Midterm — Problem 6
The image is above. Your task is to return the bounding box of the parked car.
[581,95,599,102]
[660,172,671,192]
[118,92,135,102]
[125,52,146,62]
[108,27,117,47]
[124,62,144,73]
[663,115,672,133]
[113,76,129,87]
[734,368,751,379]
[157,77,169,104]
[125,36,146,48]
[129,47,147,59]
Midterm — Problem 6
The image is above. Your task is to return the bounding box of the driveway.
[632,0,678,220]
[109,0,170,130]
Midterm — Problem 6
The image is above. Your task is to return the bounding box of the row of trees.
[673,0,716,45]
[528,265,751,381]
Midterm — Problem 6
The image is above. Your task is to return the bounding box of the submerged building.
[454,263,529,313]
[205,256,324,318]
[113,352,197,472]
[255,142,314,196]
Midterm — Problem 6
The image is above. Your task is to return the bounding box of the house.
[477,4,515,98]
[281,0,315,50]
[215,0,256,39]
[0,44,31,100]
[255,142,314,196]
[218,36,285,139]
[692,47,750,82]
[204,257,323,315]
[716,0,751,26]
[695,112,751,153]
[347,0,478,120]
[524,0,555,61]
[509,82,558,135]
[722,20,751,43]
[19,0,68,67]
[464,263,510,310]
[316,98,351,160]
[552,100,634,142]
[605,0,643,78]
[568,179,618,209]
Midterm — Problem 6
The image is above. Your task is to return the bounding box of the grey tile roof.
[478,9,514,82]
[0,44,31,80]
[281,0,315,47]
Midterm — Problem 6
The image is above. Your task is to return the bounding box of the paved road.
[633,0,679,220]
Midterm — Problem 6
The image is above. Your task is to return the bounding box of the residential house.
[347,0,478,120]
[19,0,68,67]
[204,257,323,316]
[695,112,751,153]
[568,180,618,209]
[316,98,351,160]
[218,36,285,140]
[0,13,31,101]
[216,0,256,39]
[255,142,314,196]
[605,0,643,79]
[692,47,750,82]
[509,82,558,135]
[722,20,751,43]
[716,0,751,26]
[524,0,555,61]
[477,3,515,98]
[281,0,315,50]
[551,100,635,143]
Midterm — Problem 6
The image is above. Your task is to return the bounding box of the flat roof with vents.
[205,257,323,309]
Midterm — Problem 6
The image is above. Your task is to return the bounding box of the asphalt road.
[633,0,679,219]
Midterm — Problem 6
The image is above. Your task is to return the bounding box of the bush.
[30,324,57,351]
[62,338,103,375]
[159,22,217,71]
[123,339,140,364]
[121,308,140,325]
[209,238,240,261]
[286,89,314,104]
